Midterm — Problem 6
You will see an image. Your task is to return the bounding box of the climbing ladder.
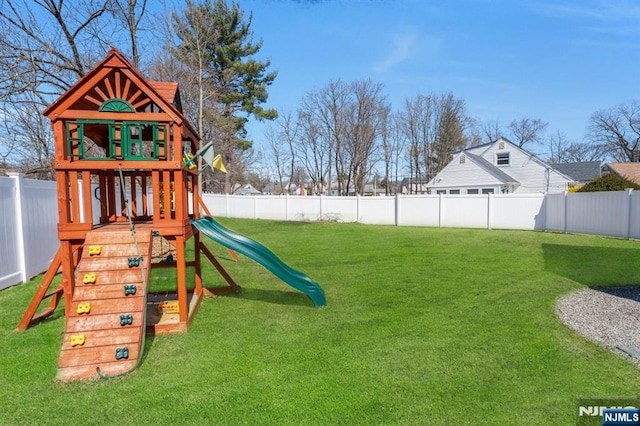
[57,227,152,381]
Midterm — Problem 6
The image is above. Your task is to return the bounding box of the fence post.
[285,194,289,221]
[7,173,27,283]
[356,194,361,223]
[319,194,324,221]
[253,195,257,219]
[438,193,443,227]
[626,188,633,239]
[487,193,493,230]
[395,193,400,226]
[563,191,568,234]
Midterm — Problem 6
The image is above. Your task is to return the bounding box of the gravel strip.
[556,286,640,366]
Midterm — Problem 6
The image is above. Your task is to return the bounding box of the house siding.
[429,138,572,194]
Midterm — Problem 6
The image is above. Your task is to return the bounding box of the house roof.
[605,163,640,185]
[551,161,601,182]
[234,183,261,195]
[465,152,519,184]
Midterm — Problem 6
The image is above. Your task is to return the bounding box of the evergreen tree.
[171,0,277,193]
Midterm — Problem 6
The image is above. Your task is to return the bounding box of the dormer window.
[496,152,510,166]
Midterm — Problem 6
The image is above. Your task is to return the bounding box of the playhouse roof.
[43,48,197,138]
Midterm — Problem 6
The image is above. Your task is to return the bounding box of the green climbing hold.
[128,257,141,267]
[124,284,137,296]
[120,314,133,326]
[115,347,129,360]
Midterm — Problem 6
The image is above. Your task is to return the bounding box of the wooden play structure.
[16,48,325,381]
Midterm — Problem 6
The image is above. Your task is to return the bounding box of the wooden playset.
[16,49,325,381]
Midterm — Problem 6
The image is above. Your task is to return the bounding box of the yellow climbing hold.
[76,302,91,314]
[82,273,96,284]
[70,334,85,347]
[88,245,101,256]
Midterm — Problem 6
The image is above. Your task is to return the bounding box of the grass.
[2,219,640,425]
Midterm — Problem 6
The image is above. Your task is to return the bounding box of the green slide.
[192,216,326,307]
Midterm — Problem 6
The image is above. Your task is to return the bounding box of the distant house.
[233,183,261,195]
[602,163,640,186]
[551,161,601,186]
[427,137,575,194]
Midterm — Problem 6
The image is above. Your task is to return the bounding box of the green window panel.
[99,98,135,112]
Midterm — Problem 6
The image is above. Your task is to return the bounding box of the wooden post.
[82,171,92,225]
[176,236,188,323]
[59,241,75,317]
[99,173,107,223]
[194,232,202,294]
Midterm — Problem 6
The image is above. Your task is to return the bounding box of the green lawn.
[2,219,640,425]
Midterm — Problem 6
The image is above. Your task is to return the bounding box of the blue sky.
[235,0,640,155]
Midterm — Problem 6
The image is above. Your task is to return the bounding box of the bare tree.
[298,80,347,194]
[109,0,149,69]
[396,92,470,192]
[343,79,389,195]
[588,101,640,162]
[264,124,288,194]
[0,0,153,177]
[381,113,404,195]
[480,119,502,144]
[297,108,329,195]
[507,118,548,148]
[296,79,389,195]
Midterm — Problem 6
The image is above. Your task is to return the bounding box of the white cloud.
[372,29,418,73]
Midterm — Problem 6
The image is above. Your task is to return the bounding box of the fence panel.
[566,191,629,238]
[441,195,489,228]
[0,177,21,289]
[630,192,640,239]
[545,193,565,232]
[397,196,440,226]
[322,196,357,222]
[287,196,320,221]
[21,179,58,279]
[491,194,545,230]
[228,195,256,219]
[359,197,396,225]
[255,196,287,221]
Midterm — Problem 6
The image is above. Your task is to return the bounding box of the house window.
[449,189,460,194]
[467,189,479,194]
[459,155,466,164]
[436,190,446,195]
[482,188,494,194]
[496,152,510,166]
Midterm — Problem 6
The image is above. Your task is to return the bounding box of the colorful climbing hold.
[82,273,96,284]
[120,314,133,326]
[115,347,129,360]
[76,302,91,314]
[70,334,85,347]
[128,257,141,267]
[124,284,137,296]
[88,245,101,256]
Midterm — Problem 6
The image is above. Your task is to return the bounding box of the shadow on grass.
[590,286,640,303]
[542,243,640,287]
[226,287,314,307]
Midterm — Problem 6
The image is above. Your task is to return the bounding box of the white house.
[427,137,575,194]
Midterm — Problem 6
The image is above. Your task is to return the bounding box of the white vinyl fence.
[3,174,640,290]
[0,174,58,290]
[202,193,548,230]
